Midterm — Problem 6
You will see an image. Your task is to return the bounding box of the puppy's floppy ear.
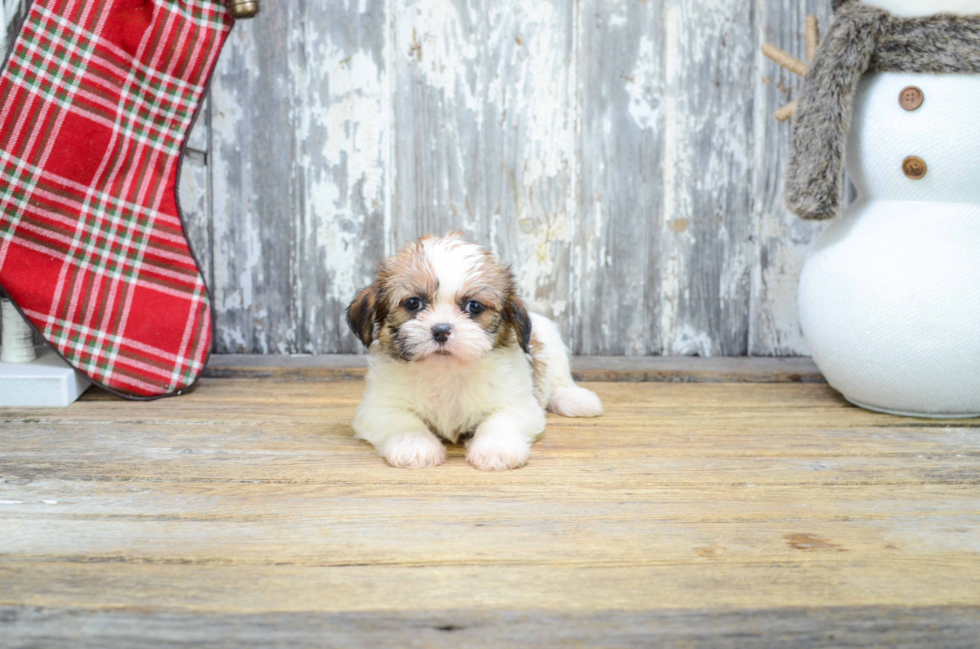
[504,294,532,354]
[346,283,383,347]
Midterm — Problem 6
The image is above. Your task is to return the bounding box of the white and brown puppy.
[347,234,603,471]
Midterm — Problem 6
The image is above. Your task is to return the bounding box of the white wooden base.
[0,346,90,407]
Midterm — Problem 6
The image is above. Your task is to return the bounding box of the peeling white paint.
[626,35,660,131]
[196,0,807,356]
[505,0,573,184]
[670,325,715,357]
[659,0,755,356]
[300,32,386,305]
[211,33,251,317]
[396,0,481,118]
[659,1,682,352]
[514,211,574,298]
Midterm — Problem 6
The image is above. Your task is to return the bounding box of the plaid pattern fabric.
[0,0,232,398]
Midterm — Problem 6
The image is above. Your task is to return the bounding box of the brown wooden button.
[899,86,924,111]
[902,156,927,180]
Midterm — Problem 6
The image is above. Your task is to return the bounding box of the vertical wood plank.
[290,0,388,354]
[178,155,212,293]
[184,98,210,154]
[390,0,577,335]
[749,0,830,356]
[210,0,387,354]
[210,13,295,353]
[178,99,212,294]
[658,0,756,357]
[574,0,664,355]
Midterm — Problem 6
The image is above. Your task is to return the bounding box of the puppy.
[346,233,603,471]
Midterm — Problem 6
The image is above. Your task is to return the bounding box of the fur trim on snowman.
[787,0,980,220]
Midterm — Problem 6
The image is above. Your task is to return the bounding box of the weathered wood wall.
[3,0,836,356]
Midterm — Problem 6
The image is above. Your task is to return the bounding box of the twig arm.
[775,101,797,123]
[762,44,807,78]
[806,15,820,61]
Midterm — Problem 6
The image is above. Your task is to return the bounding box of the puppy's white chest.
[363,346,537,443]
[401,348,533,441]
[412,366,495,442]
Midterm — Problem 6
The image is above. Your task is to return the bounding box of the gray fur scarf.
[787,0,980,220]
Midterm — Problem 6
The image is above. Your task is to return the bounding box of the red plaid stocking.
[0,0,233,398]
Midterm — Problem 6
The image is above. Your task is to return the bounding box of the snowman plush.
[787,0,980,417]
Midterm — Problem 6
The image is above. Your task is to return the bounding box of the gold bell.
[228,0,260,19]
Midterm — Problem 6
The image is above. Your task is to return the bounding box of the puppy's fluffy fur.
[346,234,602,471]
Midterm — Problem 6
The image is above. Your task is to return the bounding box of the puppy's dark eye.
[404,297,423,312]
[465,300,485,316]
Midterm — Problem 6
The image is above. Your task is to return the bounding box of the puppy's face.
[347,235,530,364]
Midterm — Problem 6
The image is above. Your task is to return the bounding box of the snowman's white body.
[799,69,980,417]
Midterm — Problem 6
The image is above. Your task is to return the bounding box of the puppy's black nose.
[431,324,452,343]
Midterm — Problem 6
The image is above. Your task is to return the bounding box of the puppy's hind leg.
[549,383,604,418]
[529,313,604,418]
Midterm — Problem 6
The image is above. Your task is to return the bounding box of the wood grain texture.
[200,0,835,357]
[391,0,578,340]
[574,0,663,354]
[1,378,979,645]
[658,0,756,356]
[178,100,213,291]
[5,607,980,648]
[209,1,387,354]
[749,0,833,355]
[0,0,865,357]
[209,9,293,354]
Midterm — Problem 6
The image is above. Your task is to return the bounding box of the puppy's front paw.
[382,434,446,469]
[466,434,531,471]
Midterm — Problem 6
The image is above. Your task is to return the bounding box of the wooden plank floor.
[1,376,979,647]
